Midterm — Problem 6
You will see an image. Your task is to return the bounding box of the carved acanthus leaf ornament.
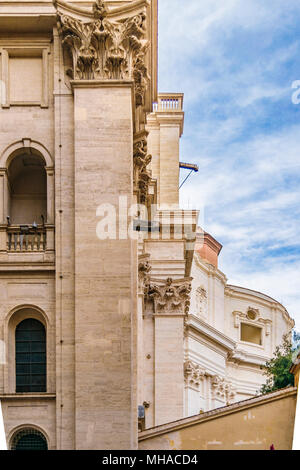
[133,134,152,204]
[145,277,192,315]
[211,375,236,403]
[138,254,151,293]
[56,0,149,106]
[184,361,205,387]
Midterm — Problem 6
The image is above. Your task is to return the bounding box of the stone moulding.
[54,0,150,107]
[145,277,193,315]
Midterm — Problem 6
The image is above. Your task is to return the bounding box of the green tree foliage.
[260,332,298,395]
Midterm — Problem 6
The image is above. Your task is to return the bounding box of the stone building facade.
[0,0,294,450]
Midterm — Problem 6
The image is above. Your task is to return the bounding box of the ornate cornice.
[55,0,149,106]
[145,277,192,315]
[185,314,237,352]
[184,361,205,388]
[133,131,152,204]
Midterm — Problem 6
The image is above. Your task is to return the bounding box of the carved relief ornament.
[211,375,236,403]
[195,286,208,318]
[55,0,149,106]
[133,132,152,204]
[138,254,151,293]
[145,277,192,315]
[184,361,205,388]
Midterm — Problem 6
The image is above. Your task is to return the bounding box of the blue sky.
[158,0,300,328]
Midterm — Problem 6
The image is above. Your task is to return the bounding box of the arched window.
[15,319,46,392]
[7,152,47,225]
[11,428,48,450]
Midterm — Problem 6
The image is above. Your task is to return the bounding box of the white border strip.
[0,401,7,450]
[293,382,300,450]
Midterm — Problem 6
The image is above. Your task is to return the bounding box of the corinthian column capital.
[54,0,150,107]
[145,277,193,316]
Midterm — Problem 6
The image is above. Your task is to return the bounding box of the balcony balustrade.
[0,224,55,254]
[7,225,46,252]
[153,93,184,112]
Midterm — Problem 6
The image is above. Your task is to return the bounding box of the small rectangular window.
[240,323,262,345]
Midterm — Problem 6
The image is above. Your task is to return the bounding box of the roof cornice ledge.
[53,0,149,20]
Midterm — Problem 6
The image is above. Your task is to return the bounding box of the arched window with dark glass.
[15,319,46,392]
[11,428,48,450]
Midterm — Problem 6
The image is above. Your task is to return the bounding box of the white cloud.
[159,1,300,328]
[229,261,300,325]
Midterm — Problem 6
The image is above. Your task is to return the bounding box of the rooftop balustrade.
[153,93,184,112]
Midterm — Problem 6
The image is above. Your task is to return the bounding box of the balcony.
[0,224,55,265]
[7,225,47,252]
[153,93,184,112]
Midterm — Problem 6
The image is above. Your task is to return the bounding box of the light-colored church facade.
[0,0,294,450]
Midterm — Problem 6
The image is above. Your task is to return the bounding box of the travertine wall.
[53,26,76,449]
[73,82,137,449]
[0,16,57,448]
[2,397,56,450]
[0,275,56,448]
[0,0,157,450]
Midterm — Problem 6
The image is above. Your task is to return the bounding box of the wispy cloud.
[159,0,300,327]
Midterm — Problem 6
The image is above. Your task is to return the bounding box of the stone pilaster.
[72,79,137,449]
[52,0,153,449]
[137,254,151,407]
[145,277,192,425]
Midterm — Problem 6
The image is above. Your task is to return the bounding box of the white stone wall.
[183,253,294,417]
